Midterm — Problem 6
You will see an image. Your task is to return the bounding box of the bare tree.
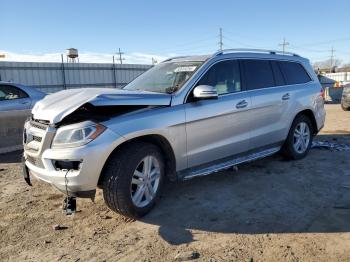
[313,58,342,70]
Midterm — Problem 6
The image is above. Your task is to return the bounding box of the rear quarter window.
[278,61,311,85]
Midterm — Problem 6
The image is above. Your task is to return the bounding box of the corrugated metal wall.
[323,72,350,83]
[0,61,152,93]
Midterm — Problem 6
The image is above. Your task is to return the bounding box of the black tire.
[102,142,164,218]
[341,102,350,111]
[281,114,313,160]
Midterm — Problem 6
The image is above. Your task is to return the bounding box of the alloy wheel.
[130,155,161,208]
[293,122,310,154]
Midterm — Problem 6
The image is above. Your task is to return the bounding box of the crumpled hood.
[32,88,172,124]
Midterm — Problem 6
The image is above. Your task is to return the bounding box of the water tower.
[66,48,79,63]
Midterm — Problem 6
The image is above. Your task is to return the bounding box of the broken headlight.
[52,123,106,148]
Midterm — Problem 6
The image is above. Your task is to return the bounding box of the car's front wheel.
[102,142,164,218]
[281,114,313,160]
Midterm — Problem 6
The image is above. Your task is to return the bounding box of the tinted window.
[242,60,275,90]
[278,61,311,85]
[0,85,28,101]
[271,61,285,86]
[196,60,241,95]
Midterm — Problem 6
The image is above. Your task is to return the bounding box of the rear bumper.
[341,96,350,108]
[315,106,326,133]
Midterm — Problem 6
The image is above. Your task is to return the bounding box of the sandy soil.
[0,104,350,262]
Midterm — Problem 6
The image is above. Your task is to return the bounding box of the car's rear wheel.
[102,142,164,218]
[281,114,313,160]
[341,102,350,111]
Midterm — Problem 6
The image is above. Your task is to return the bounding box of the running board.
[183,147,280,181]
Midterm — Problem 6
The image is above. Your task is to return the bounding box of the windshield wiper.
[165,85,179,94]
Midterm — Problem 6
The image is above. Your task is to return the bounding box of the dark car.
[341,83,350,111]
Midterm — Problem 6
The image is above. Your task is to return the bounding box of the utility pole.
[218,28,223,51]
[61,54,67,89]
[151,57,157,65]
[279,37,289,54]
[116,48,125,64]
[329,46,335,73]
[112,55,117,88]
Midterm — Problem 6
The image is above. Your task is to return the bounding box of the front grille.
[26,155,44,168]
[24,119,48,152]
[30,119,49,130]
[24,118,54,169]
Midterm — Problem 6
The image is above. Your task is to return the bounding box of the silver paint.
[23,50,326,197]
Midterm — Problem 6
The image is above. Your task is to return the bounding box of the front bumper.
[24,124,125,198]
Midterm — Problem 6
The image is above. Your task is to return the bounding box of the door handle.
[20,101,29,104]
[236,100,248,109]
[282,93,290,100]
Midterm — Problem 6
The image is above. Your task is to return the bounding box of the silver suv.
[23,49,325,218]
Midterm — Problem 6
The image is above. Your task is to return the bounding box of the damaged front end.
[22,88,172,213]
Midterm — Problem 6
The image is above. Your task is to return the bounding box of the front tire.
[281,115,313,160]
[102,142,164,218]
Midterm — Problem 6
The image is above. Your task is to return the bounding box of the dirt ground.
[0,104,350,262]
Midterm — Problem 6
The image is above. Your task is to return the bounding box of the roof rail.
[214,48,300,57]
[162,56,189,63]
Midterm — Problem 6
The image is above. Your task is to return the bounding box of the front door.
[185,60,252,168]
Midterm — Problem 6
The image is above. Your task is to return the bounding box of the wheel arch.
[98,134,177,186]
[293,109,318,135]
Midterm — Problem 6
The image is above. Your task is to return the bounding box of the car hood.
[32,88,172,124]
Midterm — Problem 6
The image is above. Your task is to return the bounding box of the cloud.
[0,50,170,64]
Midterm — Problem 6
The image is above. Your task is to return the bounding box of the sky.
[1,0,350,65]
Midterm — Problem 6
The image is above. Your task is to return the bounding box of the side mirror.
[193,85,218,100]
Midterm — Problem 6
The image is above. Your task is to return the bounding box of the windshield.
[123,61,203,93]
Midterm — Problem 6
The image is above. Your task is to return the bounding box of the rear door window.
[0,84,28,101]
[278,61,311,85]
[242,60,275,90]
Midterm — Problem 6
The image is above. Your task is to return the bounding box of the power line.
[279,37,289,54]
[223,35,273,49]
[134,34,216,54]
[295,37,350,47]
[288,45,329,53]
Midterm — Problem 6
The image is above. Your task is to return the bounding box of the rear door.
[241,59,290,149]
[185,60,252,168]
[0,84,32,149]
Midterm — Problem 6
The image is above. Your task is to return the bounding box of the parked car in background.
[341,83,350,111]
[23,49,325,218]
[0,82,46,153]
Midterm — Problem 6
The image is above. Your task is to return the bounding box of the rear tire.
[341,102,350,111]
[281,114,313,160]
[102,142,164,218]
